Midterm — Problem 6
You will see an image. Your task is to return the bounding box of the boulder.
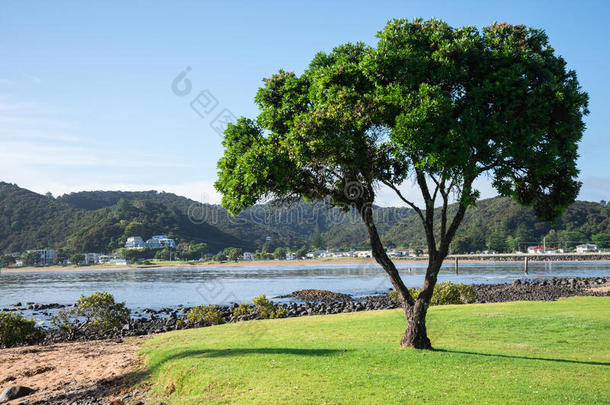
[0,386,35,403]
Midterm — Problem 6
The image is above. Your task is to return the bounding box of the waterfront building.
[576,243,599,253]
[354,250,372,258]
[125,236,146,249]
[527,245,546,254]
[147,235,176,248]
[83,253,100,265]
[306,250,328,258]
[26,248,57,265]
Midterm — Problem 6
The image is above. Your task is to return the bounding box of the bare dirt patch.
[0,337,147,404]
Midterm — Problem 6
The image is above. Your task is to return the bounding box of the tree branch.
[381,180,425,223]
[415,167,437,256]
[439,178,474,256]
[358,201,415,307]
[439,178,448,240]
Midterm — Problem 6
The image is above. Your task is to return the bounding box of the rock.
[278,289,352,302]
[0,386,35,403]
[512,279,522,286]
[12,302,21,307]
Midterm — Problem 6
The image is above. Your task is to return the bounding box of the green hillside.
[0,183,250,253]
[381,197,610,252]
[1,182,608,254]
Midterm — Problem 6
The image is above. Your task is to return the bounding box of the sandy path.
[0,338,147,404]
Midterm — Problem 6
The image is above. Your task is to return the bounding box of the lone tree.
[215,19,588,349]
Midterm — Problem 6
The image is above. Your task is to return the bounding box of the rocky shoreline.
[1,277,608,347]
[0,276,609,404]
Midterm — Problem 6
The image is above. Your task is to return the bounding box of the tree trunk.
[400,300,431,349]
[358,199,451,350]
[359,203,415,307]
[400,255,443,349]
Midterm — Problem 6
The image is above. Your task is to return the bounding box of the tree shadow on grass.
[433,348,609,366]
[128,347,346,384]
[32,347,347,403]
[163,347,345,360]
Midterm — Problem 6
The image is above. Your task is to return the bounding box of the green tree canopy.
[215,19,588,349]
[592,233,610,249]
[22,251,40,266]
[273,247,287,260]
[223,247,243,262]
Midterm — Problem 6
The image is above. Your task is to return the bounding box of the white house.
[306,250,328,258]
[243,252,255,261]
[125,236,146,249]
[147,235,176,248]
[576,243,599,253]
[146,238,162,248]
[354,250,372,258]
[111,258,130,265]
[330,250,354,258]
[527,245,546,254]
[99,254,121,262]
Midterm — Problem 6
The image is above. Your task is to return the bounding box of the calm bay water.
[1,261,609,310]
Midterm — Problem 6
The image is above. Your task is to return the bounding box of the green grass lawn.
[138,297,609,404]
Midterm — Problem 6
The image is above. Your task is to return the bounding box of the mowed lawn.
[138,297,609,404]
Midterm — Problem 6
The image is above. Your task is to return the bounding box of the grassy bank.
[138,297,609,404]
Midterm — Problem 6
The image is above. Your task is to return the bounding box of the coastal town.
[1,234,605,270]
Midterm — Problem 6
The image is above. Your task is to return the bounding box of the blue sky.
[1,0,608,206]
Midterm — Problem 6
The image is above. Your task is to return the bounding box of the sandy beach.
[3,254,610,274]
[1,258,381,274]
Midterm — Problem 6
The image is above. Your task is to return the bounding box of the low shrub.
[388,288,418,303]
[252,295,287,319]
[430,282,477,305]
[388,289,399,302]
[271,305,289,319]
[50,291,130,339]
[252,294,275,318]
[51,307,79,340]
[388,283,477,306]
[0,311,45,347]
[77,292,131,331]
[233,303,252,318]
[187,305,225,325]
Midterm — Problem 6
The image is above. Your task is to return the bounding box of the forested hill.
[381,197,610,252]
[0,183,249,253]
[0,183,412,253]
[1,182,608,254]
